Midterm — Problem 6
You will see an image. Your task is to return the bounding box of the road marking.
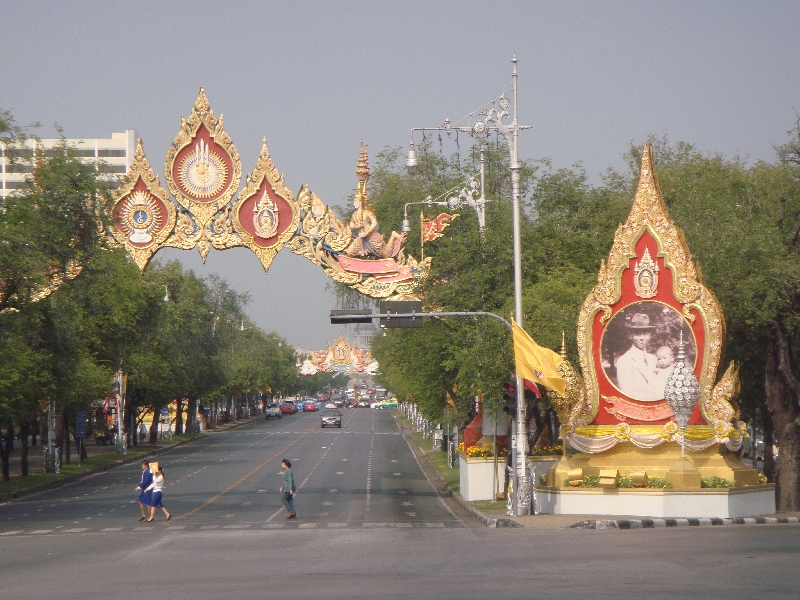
[322,501,334,506]
[1,531,23,536]
[29,530,53,534]
[60,528,88,533]
[102,527,122,532]
[336,472,344,475]
[329,489,338,493]
[393,472,402,476]
[298,523,316,529]
[406,512,417,517]
[327,522,346,528]
[223,524,251,529]
[366,434,374,512]
[174,425,314,522]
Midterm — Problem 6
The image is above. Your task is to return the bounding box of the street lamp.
[162,285,170,303]
[405,56,530,515]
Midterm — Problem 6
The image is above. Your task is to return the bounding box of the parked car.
[321,409,342,428]
[264,403,282,420]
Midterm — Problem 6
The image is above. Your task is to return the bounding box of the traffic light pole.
[331,310,512,330]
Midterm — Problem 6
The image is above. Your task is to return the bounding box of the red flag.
[421,211,458,244]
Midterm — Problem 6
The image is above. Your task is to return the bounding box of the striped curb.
[570,516,800,530]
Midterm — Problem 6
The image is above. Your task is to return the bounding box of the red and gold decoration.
[231,139,299,273]
[164,88,241,229]
[109,139,176,271]
[299,335,378,375]
[563,144,743,453]
[109,89,442,300]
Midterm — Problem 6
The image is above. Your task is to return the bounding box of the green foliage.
[701,476,734,488]
[583,474,600,487]
[618,476,634,488]
[647,477,673,489]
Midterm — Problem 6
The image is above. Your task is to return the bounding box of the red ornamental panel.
[590,230,707,426]
[231,138,299,273]
[164,88,241,228]
[110,139,175,271]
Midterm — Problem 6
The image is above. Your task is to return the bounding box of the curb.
[393,413,521,529]
[570,516,800,530]
[1,417,256,503]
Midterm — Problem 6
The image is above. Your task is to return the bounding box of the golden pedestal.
[549,444,759,489]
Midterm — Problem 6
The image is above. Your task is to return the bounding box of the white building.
[352,322,377,350]
[1,130,138,198]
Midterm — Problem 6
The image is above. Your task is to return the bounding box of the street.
[1,409,799,599]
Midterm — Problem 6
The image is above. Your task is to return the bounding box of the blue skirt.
[137,490,153,506]
[150,491,163,508]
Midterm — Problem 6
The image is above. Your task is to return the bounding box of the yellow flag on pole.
[512,320,566,395]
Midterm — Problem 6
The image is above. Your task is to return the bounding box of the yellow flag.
[512,320,566,395]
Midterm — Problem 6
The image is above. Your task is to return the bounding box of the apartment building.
[1,130,138,198]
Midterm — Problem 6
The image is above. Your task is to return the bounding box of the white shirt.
[145,473,164,493]
[615,345,662,401]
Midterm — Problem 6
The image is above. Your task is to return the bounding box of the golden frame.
[573,144,733,429]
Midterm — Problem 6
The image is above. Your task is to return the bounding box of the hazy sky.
[3,1,799,350]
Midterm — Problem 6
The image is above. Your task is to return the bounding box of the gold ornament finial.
[560,331,567,359]
[355,142,371,211]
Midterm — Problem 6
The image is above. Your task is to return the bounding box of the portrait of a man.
[601,302,696,402]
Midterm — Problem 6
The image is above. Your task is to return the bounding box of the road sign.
[75,411,87,439]
[380,300,423,328]
[161,406,169,422]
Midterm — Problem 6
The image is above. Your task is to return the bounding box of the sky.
[2,1,799,350]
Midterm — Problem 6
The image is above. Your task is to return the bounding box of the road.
[1,408,799,599]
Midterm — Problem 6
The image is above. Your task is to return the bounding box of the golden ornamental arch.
[108,89,435,299]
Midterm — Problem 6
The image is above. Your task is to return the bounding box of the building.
[352,321,377,350]
[1,130,138,198]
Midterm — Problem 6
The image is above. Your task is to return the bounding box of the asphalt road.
[1,409,799,599]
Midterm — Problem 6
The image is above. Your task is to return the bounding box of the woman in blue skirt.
[145,464,171,522]
[135,460,153,521]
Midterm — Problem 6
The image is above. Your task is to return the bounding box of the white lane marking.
[265,507,284,523]
[391,460,398,463]
[366,434,374,512]
[298,523,316,529]
[329,489,338,493]
[406,512,417,517]
[1,531,23,536]
[102,527,123,532]
[28,530,53,534]
[322,501,334,506]
[395,523,413,528]
[393,473,402,476]
[336,472,344,475]
[327,522,346,528]
[60,528,88,533]
[223,524,251,529]
[401,502,414,506]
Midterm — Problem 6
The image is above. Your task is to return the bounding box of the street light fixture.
[162,285,170,303]
[405,56,530,515]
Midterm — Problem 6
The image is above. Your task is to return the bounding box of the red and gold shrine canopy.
[108,89,434,300]
[562,144,744,453]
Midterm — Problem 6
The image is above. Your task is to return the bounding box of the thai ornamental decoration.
[562,143,744,454]
[108,89,436,299]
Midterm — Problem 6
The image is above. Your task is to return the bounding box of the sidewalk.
[396,414,799,531]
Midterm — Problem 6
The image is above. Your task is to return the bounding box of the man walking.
[280,458,297,519]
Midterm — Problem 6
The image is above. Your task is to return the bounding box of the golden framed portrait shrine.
[537,145,774,518]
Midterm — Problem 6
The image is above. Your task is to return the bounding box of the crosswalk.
[0,520,461,536]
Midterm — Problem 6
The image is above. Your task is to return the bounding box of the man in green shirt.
[280,459,297,519]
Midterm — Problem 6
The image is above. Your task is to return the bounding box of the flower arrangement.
[701,476,733,488]
[463,445,507,458]
[618,476,634,488]
[538,474,548,486]
[584,474,600,488]
[647,477,673,489]
[456,442,464,454]
[757,473,768,484]
[530,445,562,457]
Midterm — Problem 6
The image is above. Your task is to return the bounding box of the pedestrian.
[144,464,172,522]
[280,458,297,519]
[138,423,147,444]
[135,460,153,521]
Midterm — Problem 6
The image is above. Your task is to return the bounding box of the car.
[357,399,369,408]
[324,402,337,409]
[264,403,282,420]
[373,399,398,410]
[280,400,298,415]
[321,409,342,428]
[302,401,318,412]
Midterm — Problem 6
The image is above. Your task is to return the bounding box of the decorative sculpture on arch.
[108,89,434,300]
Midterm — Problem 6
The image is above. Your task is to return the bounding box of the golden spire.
[355,141,371,210]
[560,331,567,359]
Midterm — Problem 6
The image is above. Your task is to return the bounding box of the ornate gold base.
[549,444,759,489]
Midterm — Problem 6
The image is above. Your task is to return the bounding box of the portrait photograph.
[600,301,696,402]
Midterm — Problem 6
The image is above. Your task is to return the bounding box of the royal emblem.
[633,247,659,298]
[252,189,279,238]
[178,138,229,199]
[122,190,162,244]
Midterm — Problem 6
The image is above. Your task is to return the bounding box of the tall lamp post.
[405,57,531,515]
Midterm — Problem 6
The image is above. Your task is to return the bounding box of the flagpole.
[420,209,425,261]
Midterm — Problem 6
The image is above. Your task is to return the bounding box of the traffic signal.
[330,310,373,324]
[502,379,517,415]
